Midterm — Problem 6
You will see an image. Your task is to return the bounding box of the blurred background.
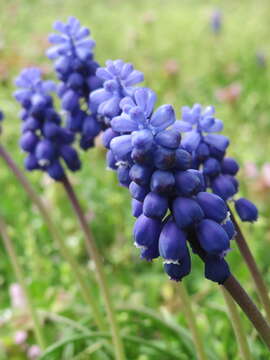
[0,0,270,358]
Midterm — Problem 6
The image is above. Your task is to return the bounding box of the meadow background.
[0,0,270,358]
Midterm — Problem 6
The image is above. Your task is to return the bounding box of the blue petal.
[150,104,176,131]
[182,131,201,152]
[171,120,192,132]
[111,114,138,133]
[204,134,229,151]
[110,134,132,161]
[235,198,258,222]
[159,219,188,261]
[207,119,224,132]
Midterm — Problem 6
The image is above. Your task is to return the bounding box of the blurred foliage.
[0,0,270,358]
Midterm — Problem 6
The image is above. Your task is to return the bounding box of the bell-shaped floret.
[134,214,161,248]
[150,170,175,194]
[173,197,204,228]
[196,219,230,255]
[175,170,201,196]
[155,129,181,149]
[131,199,143,218]
[234,198,258,222]
[129,181,148,201]
[211,174,237,200]
[174,149,192,170]
[164,251,191,281]
[196,192,227,223]
[60,145,81,171]
[129,164,153,186]
[143,192,168,219]
[204,256,231,284]
[203,157,221,177]
[159,219,188,262]
[221,157,239,175]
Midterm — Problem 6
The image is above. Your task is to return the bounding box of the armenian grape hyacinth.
[47,17,103,150]
[90,60,254,284]
[175,104,258,222]
[14,68,81,180]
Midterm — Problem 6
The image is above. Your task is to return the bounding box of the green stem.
[0,215,46,349]
[222,275,270,348]
[229,207,270,323]
[221,286,252,360]
[178,282,207,360]
[0,144,106,331]
[62,175,126,360]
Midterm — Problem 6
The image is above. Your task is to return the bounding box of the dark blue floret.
[196,219,230,256]
[205,255,230,284]
[164,252,191,281]
[172,197,204,228]
[132,199,143,218]
[159,218,188,262]
[134,214,161,249]
[47,17,103,150]
[235,198,258,222]
[143,192,168,219]
[15,68,81,181]
[196,192,228,223]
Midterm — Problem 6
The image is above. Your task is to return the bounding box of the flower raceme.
[14,68,80,180]
[176,104,258,222]
[93,76,235,283]
[47,17,103,150]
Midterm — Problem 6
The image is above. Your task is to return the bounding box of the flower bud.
[159,219,188,262]
[143,192,168,219]
[129,181,148,201]
[150,170,175,194]
[221,157,239,175]
[173,197,204,228]
[204,256,230,284]
[211,174,237,200]
[203,157,221,177]
[129,164,153,186]
[20,131,39,152]
[174,149,192,170]
[175,170,200,196]
[196,192,227,223]
[134,214,161,248]
[164,252,191,281]
[235,198,258,222]
[155,129,181,149]
[196,219,230,255]
[132,199,143,218]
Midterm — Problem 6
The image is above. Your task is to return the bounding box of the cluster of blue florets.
[13,17,259,284]
[0,110,4,132]
[14,68,80,180]
[92,59,237,284]
[47,17,103,150]
[176,104,258,222]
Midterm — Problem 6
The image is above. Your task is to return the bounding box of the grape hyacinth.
[14,68,80,180]
[90,59,145,170]
[47,17,103,150]
[0,109,4,134]
[175,104,258,222]
[94,74,235,283]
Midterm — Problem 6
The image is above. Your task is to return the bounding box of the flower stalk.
[0,144,106,331]
[62,175,126,360]
[178,282,207,360]
[221,286,252,360]
[229,207,270,323]
[222,275,270,348]
[0,215,46,349]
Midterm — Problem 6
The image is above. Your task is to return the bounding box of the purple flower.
[234,198,258,222]
[90,59,144,121]
[15,68,80,180]
[47,17,103,150]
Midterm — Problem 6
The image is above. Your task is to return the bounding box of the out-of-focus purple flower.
[215,83,242,104]
[47,17,103,150]
[9,283,27,309]
[14,68,81,180]
[90,59,144,122]
[27,345,41,359]
[14,330,28,345]
[210,10,222,34]
[256,51,267,68]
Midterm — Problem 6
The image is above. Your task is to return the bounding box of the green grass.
[0,0,270,358]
